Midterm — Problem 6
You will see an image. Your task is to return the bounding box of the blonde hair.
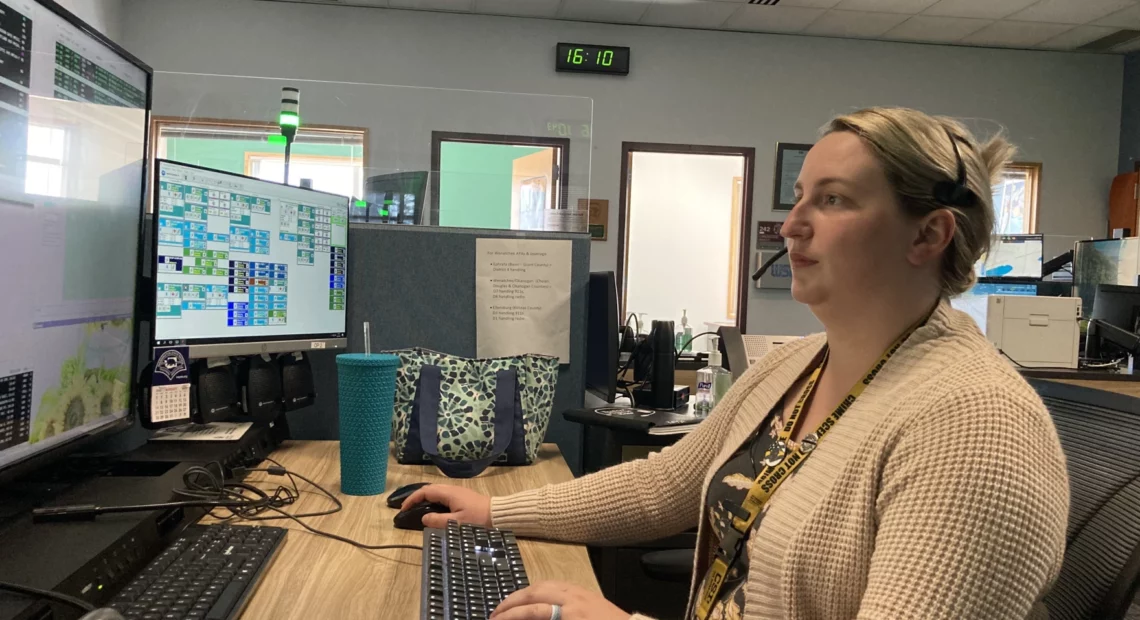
[823,107,1015,297]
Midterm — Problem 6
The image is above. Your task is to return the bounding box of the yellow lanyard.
[694,320,924,620]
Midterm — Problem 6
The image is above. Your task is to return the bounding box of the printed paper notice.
[476,238,572,362]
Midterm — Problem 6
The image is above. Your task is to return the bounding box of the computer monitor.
[975,234,1044,279]
[1090,285,1140,335]
[0,0,151,481]
[359,171,427,225]
[585,271,620,403]
[950,280,1038,333]
[1074,238,1140,318]
[1087,284,1140,359]
[153,160,349,358]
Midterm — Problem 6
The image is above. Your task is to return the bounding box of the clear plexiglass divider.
[151,72,593,234]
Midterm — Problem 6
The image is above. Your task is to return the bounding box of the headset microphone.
[751,247,789,282]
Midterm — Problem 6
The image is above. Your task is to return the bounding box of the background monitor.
[361,171,427,225]
[951,280,1038,333]
[153,160,349,357]
[585,271,620,403]
[1074,238,1140,318]
[0,0,151,480]
[1088,284,1140,359]
[1090,284,1140,335]
[976,234,1044,279]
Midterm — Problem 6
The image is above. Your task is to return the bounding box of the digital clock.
[556,43,630,76]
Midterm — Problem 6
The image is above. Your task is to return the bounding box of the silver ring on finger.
[550,603,562,620]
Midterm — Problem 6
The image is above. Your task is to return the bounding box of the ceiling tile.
[388,0,472,10]
[1037,24,1119,48]
[802,9,911,37]
[1095,3,1140,27]
[958,19,1074,46]
[473,0,560,16]
[882,15,992,41]
[779,0,844,8]
[558,0,651,23]
[1007,0,1137,25]
[723,5,826,32]
[640,1,739,28]
[833,0,939,15]
[923,0,1039,20]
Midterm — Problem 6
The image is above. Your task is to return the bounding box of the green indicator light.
[380,210,389,217]
[279,112,299,127]
[383,199,394,206]
[98,585,104,591]
[268,135,287,145]
[354,199,367,207]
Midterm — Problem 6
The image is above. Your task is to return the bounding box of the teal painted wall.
[164,138,363,175]
[438,143,545,229]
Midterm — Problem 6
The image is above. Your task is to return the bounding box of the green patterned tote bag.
[388,348,559,478]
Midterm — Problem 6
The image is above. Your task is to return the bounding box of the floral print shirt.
[693,407,792,620]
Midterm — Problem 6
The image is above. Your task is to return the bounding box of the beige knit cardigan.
[492,301,1070,620]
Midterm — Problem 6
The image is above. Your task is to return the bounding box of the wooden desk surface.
[222,441,599,619]
[1043,378,1140,399]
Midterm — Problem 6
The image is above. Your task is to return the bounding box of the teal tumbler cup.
[336,353,400,496]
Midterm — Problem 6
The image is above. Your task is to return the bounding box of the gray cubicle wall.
[289,224,590,475]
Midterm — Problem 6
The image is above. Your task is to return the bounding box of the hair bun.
[978,134,1017,186]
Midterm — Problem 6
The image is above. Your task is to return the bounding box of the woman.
[404,107,1070,620]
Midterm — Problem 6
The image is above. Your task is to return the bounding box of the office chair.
[640,549,694,582]
[1031,380,1140,620]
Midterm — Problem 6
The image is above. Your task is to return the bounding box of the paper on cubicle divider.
[475,238,571,363]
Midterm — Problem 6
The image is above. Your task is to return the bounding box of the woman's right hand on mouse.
[402,485,493,529]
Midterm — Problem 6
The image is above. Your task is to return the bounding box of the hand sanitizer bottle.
[694,336,732,416]
[680,309,693,352]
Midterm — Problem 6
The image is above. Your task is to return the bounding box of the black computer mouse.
[386,481,430,509]
[393,501,450,531]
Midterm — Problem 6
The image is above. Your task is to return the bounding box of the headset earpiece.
[932,128,977,208]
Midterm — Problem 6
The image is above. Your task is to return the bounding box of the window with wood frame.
[992,162,1040,234]
[148,117,366,212]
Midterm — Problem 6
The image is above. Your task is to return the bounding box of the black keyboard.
[421,521,530,620]
[108,524,286,620]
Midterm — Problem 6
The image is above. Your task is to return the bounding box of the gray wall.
[120,0,1123,336]
[1120,51,1140,174]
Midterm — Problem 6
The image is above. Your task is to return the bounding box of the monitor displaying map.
[0,0,149,475]
[975,234,1043,280]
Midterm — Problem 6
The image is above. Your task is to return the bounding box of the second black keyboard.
[108,524,286,620]
[421,521,530,620]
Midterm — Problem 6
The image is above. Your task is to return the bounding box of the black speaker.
[193,360,242,423]
[649,320,675,410]
[281,352,316,411]
[243,355,284,423]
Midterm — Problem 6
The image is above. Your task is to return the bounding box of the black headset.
[932,127,977,208]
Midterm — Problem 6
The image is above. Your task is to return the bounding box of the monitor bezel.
[150,159,351,359]
[0,0,154,486]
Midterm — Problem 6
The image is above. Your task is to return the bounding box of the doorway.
[430,132,570,229]
[617,143,755,352]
